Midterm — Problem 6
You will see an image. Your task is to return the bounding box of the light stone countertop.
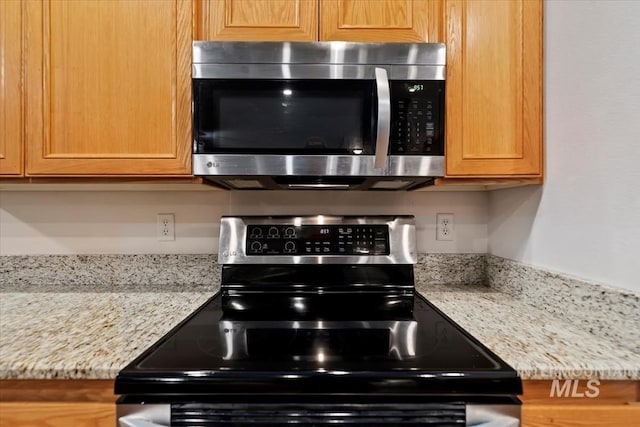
[418,284,639,380]
[1,284,638,381]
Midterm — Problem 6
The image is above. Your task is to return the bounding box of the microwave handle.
[374,67,391,169]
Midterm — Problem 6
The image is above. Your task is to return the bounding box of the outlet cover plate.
[157,213,175,241]
[436,213,454,241]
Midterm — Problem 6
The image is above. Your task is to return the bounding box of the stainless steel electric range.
[116,216,522,426]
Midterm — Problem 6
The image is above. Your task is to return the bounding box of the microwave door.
[374,67,391,169]
[193,79,376,156]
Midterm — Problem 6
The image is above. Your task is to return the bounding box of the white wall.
[0,191,229,255]
[489,0,640,292]
[0,191,488,255]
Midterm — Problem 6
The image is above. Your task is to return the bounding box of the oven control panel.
[246,225,389,256]
[219,216,416,264]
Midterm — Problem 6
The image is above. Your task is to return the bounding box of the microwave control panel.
[389,81,444,155]
[246,225,390,256]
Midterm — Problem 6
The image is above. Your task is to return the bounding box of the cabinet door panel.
[0,402,115,427]
[321,0,442,42]
[0,0,23,176]
[25,0,191,175]
[445,0,542,176]
[197,0,318,41]
[522,404,640,427]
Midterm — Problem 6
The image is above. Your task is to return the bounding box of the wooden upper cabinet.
[177,0,541,181]
[445,0,542,177]
[197,0,318,41]
[0,0,24,176]
[320,0,442,42]
[197,1,442,43]
[24,0,192,176]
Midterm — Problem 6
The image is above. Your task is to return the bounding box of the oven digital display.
[246,225,389,256]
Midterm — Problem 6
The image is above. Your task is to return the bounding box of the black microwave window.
[194,80,376,155]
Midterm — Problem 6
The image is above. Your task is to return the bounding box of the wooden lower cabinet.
[523,405,640,426]
[0,402,115,427]
[1,380,638,426]
[521,380,640,426]
[0,380,115,427]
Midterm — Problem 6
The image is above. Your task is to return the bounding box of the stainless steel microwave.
[192,42,445,190]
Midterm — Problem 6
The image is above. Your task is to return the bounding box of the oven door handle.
[466,404,520,427]
[374,67,391,169]
[468,419,519,427]
[119,418,169,427]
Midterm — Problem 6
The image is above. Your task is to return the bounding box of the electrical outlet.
[436,213,454,241]
[157,213,175,241]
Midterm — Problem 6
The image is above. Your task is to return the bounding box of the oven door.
[117,400,521,426]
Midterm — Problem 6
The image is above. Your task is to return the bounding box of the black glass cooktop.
[116,292,521,396]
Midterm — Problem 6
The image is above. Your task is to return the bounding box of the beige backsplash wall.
[0,190,488,255]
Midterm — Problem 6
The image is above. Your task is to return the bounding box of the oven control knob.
[284,227,296,238]
[250,227,263,238]
[284,241,296,253]
[268,227,279,238]
[250,241,263,252]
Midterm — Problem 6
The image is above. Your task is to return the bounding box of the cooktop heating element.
[116,216,522,426]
